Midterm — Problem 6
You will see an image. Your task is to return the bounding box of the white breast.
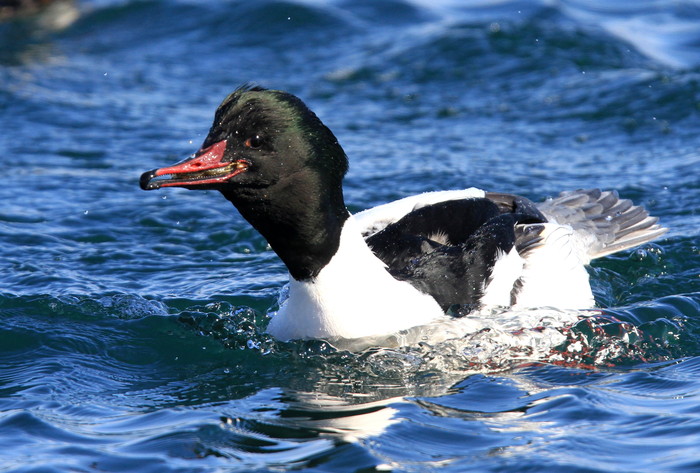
[266,217,446,341]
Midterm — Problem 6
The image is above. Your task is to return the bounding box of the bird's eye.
[244,136,263,149]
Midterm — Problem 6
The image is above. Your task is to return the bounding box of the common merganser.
[140,86,667,342]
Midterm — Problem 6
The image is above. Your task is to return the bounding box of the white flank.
[513,224,595,309]
[266,217,446,341]
[480,247,524,307]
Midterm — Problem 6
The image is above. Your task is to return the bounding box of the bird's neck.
[221,182,349,281]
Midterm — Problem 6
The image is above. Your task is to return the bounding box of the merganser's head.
[140,86,351,280]
[140,85,348,195]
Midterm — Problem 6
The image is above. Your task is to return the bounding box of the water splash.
[176,297,696,380]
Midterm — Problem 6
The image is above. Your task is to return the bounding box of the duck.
[140,85,667,343]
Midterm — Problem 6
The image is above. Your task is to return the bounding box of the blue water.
[2,0,700,471]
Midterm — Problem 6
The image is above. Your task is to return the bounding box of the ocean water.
[1,0,700,471]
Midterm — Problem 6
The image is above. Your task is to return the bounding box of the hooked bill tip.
[139,169,160,190]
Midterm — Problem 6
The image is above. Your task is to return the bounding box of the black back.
[366,196,547,311]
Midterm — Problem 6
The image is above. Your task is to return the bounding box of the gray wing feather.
[536,189,667,259]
